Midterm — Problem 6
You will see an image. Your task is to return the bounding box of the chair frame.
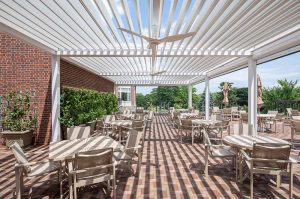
[239,143,293,199]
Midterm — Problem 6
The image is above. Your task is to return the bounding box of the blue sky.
[137,52,300,94]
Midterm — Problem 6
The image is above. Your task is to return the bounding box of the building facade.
[0,33,115,145]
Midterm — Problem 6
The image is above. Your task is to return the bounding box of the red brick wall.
[60,60,114,92]
[0,33,115,145]
[0,33,52,145]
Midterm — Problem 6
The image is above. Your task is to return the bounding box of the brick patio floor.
[1,114,300,199]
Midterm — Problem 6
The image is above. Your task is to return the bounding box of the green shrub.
[3,91,37,131]
[60,88,117,127]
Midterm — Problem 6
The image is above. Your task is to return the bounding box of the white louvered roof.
[1,0,300,85]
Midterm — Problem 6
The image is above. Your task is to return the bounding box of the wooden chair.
[66,126,91,140]
[178,119,200,145]
[68,148,116,199]
[103,115,116,124]
[240,113,248,123]
[135,114,145,121]
[291,120,300,146]
[113,129,143,176]
[203,129,236,177]
[10,142,63,199]
[265,113,285,133]
[95,119,116,137]
[286,108,292,117]
[209,119,230,142]
[231,107,239,120]
[146,111,154,132]
[240,143,293,199]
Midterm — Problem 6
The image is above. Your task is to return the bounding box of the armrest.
[240,150,251,161]
[251,158,291,164]
[25,150,48,156]
[16,159,60,167]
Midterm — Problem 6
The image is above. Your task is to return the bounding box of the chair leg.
[204,150,208,177]
[276,174,281,188]
[74,186,77,199]
[289,163,293,199]
[192,130,194,145]
[68,174,73,199]
[58,167,63,199]
[239,155,243,184]
[113,166,116,199]
[250,171,253,199]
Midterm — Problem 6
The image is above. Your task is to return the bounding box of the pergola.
[1,0,300,141]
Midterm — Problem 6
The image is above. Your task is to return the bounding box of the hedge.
[60,87,118,127]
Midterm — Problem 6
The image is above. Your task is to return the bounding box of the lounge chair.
[10,142,63,199]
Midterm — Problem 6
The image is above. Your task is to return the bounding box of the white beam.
[205,76,210,120]
[248,57,257,136]
[57,49,252,57]
[188,84,193,108]
[51,55,61,142]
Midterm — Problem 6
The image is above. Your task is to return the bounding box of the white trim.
[51,55,61,142]
[247,57,257,136]
[205,77,210,120]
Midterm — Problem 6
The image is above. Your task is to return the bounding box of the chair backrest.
[240,113,248,123]
[252,143,291,170]
[66,126,91,140]
[213,106,219,112]
[222,108,232,114]
[125,129,143,156]
[180,119,193,130]
[231,107,238,112]
[10,142,31,173]
[291,110,300,116]
[74,148,113,180]
[103,115,116,124]
[233,122,248,135]
[148,111,153,120]
[136,109,144,114]
[291,120,300,132]
[123,110,131,115]
[135,114,145,121]
[86,120,97,134]
[132,120,144,131]
[267,110,278,115]
[275,113,285,120]
[286,108,292,116]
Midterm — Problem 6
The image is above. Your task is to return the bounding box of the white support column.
[248,57,257,136]
[51,55,61,142]
[188,84,193,108]
[205,76,210,120]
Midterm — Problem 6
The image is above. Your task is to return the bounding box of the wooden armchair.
[203,129,236,177]
[95,119,116,137]
[113,129,143,176]
[10,142,63,199]
[240,143,293,199]
[209,119,230,142]
[68,148,116,199]
[178,119,200,145]
[265,113,285,133]
[291,120,300,146]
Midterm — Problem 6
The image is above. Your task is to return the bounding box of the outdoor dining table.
[292,116,300,120]
[257,113,276,132]
[49,136,123,161]
[48,135,141,198]
[107,120,132,141]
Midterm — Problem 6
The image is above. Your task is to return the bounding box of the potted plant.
[0,91,37,147]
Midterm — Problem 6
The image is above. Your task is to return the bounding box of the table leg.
[15,166,23,199]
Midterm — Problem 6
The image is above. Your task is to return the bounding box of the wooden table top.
[49,136,123,161]
[223,135,289,150]
[257,114,276,118]
[192,119,221,126]
[108,120,132,126]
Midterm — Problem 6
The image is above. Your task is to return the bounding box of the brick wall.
[0,33,115,145]
[60,60,114,92]
[0,33,52,145]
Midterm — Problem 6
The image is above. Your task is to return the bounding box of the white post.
[51,55,61,142]
[248,57,257,136]
[205,76,210,120]
[188,84,193,108]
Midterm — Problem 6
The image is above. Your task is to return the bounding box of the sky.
[136,52,300,95]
